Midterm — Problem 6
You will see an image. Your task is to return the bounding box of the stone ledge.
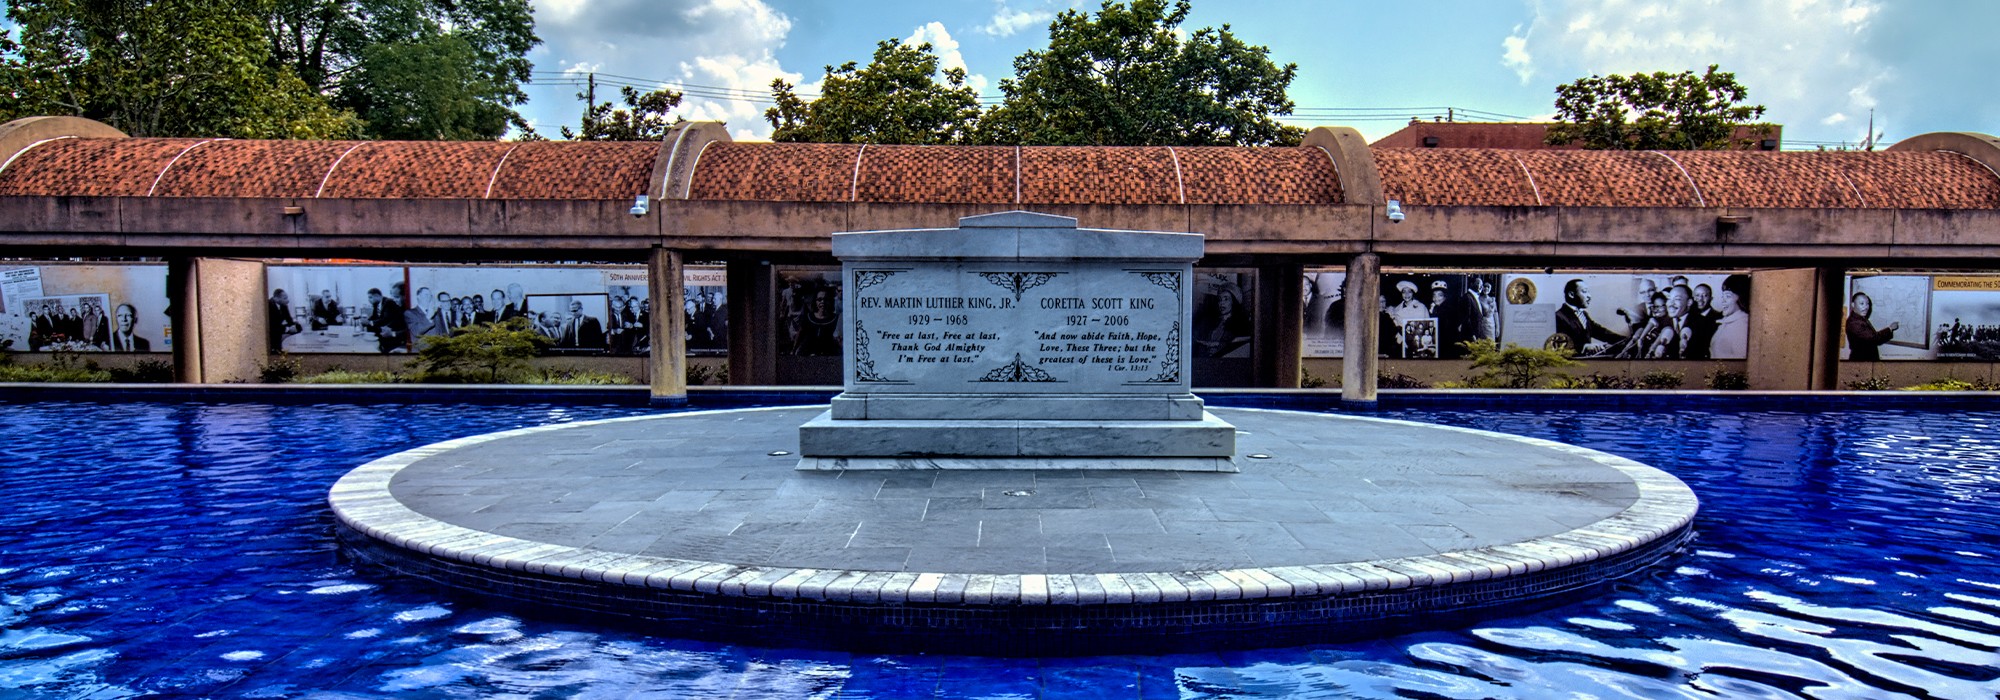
[797,410,1237,458]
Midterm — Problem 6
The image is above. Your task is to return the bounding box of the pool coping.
[328,405,1699,608]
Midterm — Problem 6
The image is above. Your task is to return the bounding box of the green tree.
[560,73,685,141]
[1545,65,1769,150]
[976,0,1303,146]
[0,0,359,138]
[411,317,548,383]
[765,39,981,145]
[261,0,538,140]
[1461,339,1581,389]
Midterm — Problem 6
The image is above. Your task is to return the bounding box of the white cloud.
[1498,0,1917,143]
[526,0,800,139]
[980,1,1051,37]
[906,22,990,95]
[1501,24,1533,82]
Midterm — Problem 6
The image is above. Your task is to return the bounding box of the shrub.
[0,363,113,382]
[258,353,302,383]
[1553,372,1636,390]
[409,318,549,383]
[1638,370,1685,390]
[1846,376,1892,391]
[1377,371,1430,389]
[1898,377,1997,391]
[298,369,402,384]
[1705,368,1749,390]
[108,359,175,383]
[1461,338,1580,389]
[1299,366,1327,389]
[532,367,637,385]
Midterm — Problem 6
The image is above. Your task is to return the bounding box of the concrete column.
[168,257,199,383]
[727,260,777,385]
[1747,267,1842,390]
[1273,264,1304,388]
[171,257,266,384]
[1341,253,1381,403]
[648,247,688,405]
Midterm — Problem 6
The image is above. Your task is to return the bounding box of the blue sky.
[520,0,1997,147]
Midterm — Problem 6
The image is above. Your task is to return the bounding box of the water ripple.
[4,401,2000,696]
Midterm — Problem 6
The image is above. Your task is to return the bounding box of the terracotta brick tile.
[317,141,514,199]
[0,137,205,197]
[1375,149,1540,206]
[1019,147,1179,204]
[1835,151,2000,209]
[152,139,358,198]
[854,145,1014,204]
[1517,150,1699,207]
[688,142,861,201]
[490,141,659,200]
[1174,147,1342,204]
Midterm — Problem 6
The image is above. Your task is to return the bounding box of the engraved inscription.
[851,263,1183,392]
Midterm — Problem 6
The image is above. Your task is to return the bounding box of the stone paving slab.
[332,405,1697,607]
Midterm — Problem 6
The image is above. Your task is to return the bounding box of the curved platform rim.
[329,405,1698,607]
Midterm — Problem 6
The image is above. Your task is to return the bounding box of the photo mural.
[1845,273,2000,361]
[1300,269,1500,360]
[1499,272,1750,360]
[1304,268,1751,360]
[265,264,726,355]
[0,263,170,353]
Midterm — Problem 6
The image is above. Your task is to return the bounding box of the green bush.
[1461,338,1580,389]
[1899,377,1997,391]
[1377,371,1430,389]
[1638,370,1685,390]
[298,369,402,384]
[1705,368,1749,390]
[259,353,302,383]
[1299,366,1327,389]
[0,363,113,382]
[1845,376,1892,391]
[108,359,175,383]
[531,367,638,385]
[409,318,549,383]
[1553,372,1636,390]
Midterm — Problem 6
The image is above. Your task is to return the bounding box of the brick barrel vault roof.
[1374,148,2000,209]
[683,142,1344,205]
[0,138,658,199]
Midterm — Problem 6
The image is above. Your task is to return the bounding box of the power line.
[533,72,1539,122]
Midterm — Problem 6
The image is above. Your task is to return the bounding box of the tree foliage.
[560,73,685,141]
[0,0,359,138]
[411,317,548,383]
[765,39,981,145]
[1545,65,1769,150]
[977,0,1303,146]
[1461,338,1581,389]
[0,0,538,140]
[269,0,540,140]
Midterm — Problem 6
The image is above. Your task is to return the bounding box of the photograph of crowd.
[1193,270,1255,358]
[268,264,726,356]
[1501,272,1750,360]
[1914,275,2000,362]
[778,269,842,357]
[1378,273,1500,360]
[0,264,169,353]
[685,266,727,357]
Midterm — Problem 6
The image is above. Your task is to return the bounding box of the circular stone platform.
[330,405,1697,655]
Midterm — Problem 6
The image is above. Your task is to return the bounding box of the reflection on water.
[2,402,1999,698]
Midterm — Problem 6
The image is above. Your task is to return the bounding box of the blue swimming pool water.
[3,400,1999,699]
